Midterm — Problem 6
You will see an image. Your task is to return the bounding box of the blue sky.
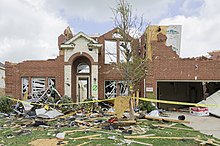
[0,0,219,63]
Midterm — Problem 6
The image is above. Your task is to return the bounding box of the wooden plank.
[144,115,190,124]
[211,139,220,145]
[89,138,105,140]
[195,138,220,146]
[64,129,90,134]
[69,134,102,140]
[125,136,195,140]
[75,120,91,126]
[124,134,155,139]
[152,124,195,131]
[76,141,91,146]
[90,130,121,136]
[124,139,153,146]
[117,120,136,124]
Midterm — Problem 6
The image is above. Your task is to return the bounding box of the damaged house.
[5,25,220,109]
[144,25,220,109]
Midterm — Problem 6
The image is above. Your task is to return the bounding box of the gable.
[64,32,98,45]
[100,28,133,40]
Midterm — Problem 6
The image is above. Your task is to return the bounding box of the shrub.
[139,101,157,112]
[0,96,13,113]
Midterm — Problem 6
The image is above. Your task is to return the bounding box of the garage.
[157,81,220,109]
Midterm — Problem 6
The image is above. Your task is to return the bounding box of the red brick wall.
[146,37,220,96]
[98,29,123,99]
[5,55,64,99]
[97,28,138,99]
[6,29,220,101]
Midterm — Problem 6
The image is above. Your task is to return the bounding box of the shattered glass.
[48,78,55,87]
[105,80,128,98]
[118,81,128,96]
[105,81,117,98]
[21,78,29,98]
[119,41,131,63]
[31,78,46,98]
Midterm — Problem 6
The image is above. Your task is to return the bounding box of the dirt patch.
[29,138,68,146]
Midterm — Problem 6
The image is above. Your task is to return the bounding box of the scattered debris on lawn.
[36,108,63,119]
[144,115,190,124]
[1,90,220,145]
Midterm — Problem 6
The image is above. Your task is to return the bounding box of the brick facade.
[5,26,220,102]
[5,56,64,99]
[145,33,220,98]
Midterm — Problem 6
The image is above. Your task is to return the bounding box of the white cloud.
[0,0,178,63]
[4,0,212,63]
[45,0,176,23]
[0,0,68,63]
[160,0,220,58]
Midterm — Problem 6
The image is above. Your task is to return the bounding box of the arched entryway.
[72,56,91,102]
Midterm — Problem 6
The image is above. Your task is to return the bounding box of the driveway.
[166,111,220,139]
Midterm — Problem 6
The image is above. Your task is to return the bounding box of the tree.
[111,0,148,119]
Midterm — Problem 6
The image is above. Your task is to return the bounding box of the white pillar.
[64,65,71,97]
[91,64,98,99]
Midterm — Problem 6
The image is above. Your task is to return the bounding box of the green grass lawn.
[0,117,219,146]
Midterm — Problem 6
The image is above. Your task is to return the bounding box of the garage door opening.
[157,81,220,109]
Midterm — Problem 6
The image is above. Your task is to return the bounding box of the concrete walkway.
[166,111,220,139]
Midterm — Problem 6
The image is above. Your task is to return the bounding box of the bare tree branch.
[111,0,148,98]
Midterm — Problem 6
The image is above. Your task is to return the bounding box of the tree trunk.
[129,97,135,120]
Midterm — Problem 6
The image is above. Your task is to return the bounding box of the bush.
[0,96,13,113]
[59,95,73,113]
[139,101,157,112]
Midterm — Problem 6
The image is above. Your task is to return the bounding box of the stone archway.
[64,52,98,102]
[71,56,91,102]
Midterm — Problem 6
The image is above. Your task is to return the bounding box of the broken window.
[21,77,29,98]
[48,78,56,98]
[104,80,129,98]
[77,63,90,73]
[118,81,129,96]
[32,78,46,97]
[119,41,131,62]
[105,80,117,98]
[105,40,117,64]
[48,78,56,88]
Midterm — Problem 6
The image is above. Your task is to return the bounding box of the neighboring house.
[0,62,5,97]
[5,25,220,109]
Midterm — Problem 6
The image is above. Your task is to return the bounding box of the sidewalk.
[166,111,220,139]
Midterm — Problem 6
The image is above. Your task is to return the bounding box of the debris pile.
[0,92,219,145]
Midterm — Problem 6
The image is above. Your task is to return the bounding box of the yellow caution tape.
[134,97,220,107]
[5,96,220,108]
[44,104,50,110]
